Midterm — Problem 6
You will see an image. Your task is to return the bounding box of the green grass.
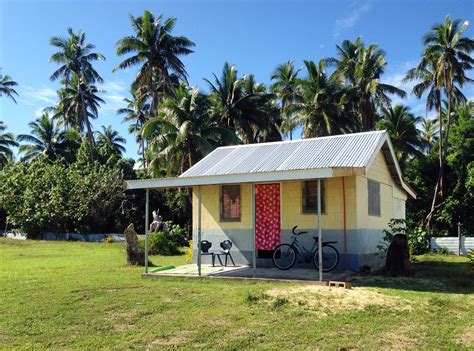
[1,239,473,349]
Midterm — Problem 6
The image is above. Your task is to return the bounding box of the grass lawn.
[1,239,473,349]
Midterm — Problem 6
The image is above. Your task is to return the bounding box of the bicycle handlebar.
[292,225,307,236]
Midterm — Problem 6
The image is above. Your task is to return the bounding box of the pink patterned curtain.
[255,184,281,250]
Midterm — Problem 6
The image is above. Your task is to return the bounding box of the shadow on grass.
[351,256,474,294]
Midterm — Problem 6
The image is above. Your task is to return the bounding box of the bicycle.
[272,225,340,272]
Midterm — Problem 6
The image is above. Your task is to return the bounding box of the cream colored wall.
[280,177,357,230]
[192,184,252,230]
[356,152,407,229]
[192,151,408,231]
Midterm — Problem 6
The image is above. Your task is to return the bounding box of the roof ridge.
[215,130,387,150]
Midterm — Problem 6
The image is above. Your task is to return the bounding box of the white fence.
[430,236,474,255]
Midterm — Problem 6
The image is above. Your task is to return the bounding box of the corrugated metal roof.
[180,131,387,178]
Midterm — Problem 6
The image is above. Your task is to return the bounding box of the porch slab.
[143,264,353,284]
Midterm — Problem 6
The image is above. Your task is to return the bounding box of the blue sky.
[1,0,473,159]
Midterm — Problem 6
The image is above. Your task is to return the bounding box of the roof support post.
[197,186,202,277]
[144,189,149,274]
[251,184,256,278]
[317,179,323,281]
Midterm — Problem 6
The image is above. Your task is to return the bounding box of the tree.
[420,117,439,153]
[0,74,18,103]
[205,62,281,144]
[95,125,127,158]
[114,10,195,112]
[17,113,79,162]
[0,121,17,168]
[290,60,348,138]
[270,61,301,140]
[377,105,423,170]
[49,28,105,159]
[118,95,150,166]
[328,37,406,130]
[406,16,473,227]
[60,74,105,140]
[143,85,236,175]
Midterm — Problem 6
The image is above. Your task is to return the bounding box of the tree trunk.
[384,234,411,276]
[426,102,443,230]
[77,77,95,162]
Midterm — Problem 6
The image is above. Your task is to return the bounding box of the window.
[368,179,381,216]
[220,185,241,222]
[302,180,325,214]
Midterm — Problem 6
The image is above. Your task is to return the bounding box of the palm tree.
[419,117,439,153]
[0,73,18,103]
[328,38,406,130]
[0,121,17,168]
[60,74,105,140]
[50,28,105,86]
[205,63,280,144]
[17,114,70,162]
[405,16,473,227]
[118,95,150,165]
[49,28,105,159]
[422,16,473,197]
[270,61,301,140]
[95,125,126,158]
[142,85,236,175]
[377,105,423,170]
[114,10,195,113]
[290,60,349,138]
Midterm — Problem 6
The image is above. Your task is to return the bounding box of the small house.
[126,130,416,273]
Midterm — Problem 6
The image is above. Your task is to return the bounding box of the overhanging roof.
[125,130,416,198]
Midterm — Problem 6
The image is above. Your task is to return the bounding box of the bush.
[148,231,180,256]
[380,218,429,256]
[164,221,187,247]
[103,236,115,244]
[185,240,193,263]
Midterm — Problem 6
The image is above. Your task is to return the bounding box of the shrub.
[148,231,180,256]
[379,218,429,256]
[103,236,115,244]
[164,221,187,247]
[185,240,193,263]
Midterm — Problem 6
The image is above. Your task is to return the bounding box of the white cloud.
[21,86,57,105]
[99,80,129,114]
[334,1,372,37]
[34,107,46,117]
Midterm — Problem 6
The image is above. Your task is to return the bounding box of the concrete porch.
[142,264,353,284]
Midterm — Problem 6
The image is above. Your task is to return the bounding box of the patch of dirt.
[264,285,413,313]
[105,311,136,332]
[148,335,189,348]
[457,325,474,347]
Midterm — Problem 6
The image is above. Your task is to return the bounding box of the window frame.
[302,180,326,214]
[219,184,242,222]
[368,179,381,217]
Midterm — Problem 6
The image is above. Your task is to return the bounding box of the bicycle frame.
[288,235,318,261]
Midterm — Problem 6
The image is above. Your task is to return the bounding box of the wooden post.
[197,186,202,276]
[252,184,256,278]
[457,222,462,256]
[144,189,149,274]
[317,179,323,281]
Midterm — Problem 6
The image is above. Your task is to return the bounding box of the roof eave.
[125,168,334,190]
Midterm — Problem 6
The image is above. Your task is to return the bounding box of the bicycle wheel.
[272,244,297,270]
[313,244,339,272]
